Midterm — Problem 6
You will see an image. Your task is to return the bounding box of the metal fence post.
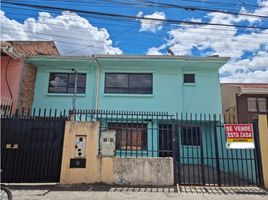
[172,119,179,185]
[253,118,264,188]
[213,114,221,186]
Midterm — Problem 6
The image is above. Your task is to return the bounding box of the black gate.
[1,115,66,183]
[173,114,263,187]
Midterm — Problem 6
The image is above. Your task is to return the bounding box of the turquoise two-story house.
[27,55,257,185]
[27,54,228,114]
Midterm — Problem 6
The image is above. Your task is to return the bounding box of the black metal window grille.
[181,126,201,146]
[183,74,195,84]
[247,97,268,113]
[104,73,153,94]
[108,122,148,150]
[158,124,173,157]
[48,73,86,94]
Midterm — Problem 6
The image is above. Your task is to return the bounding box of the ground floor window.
[108,123,148,150]
[181,126,201,146]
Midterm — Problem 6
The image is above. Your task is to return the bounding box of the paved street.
[8,184,268,200]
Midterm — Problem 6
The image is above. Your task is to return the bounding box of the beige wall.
[60,121,174,186]
[60,121,113,184]
[221,84,240,120]
[258,115,268,189]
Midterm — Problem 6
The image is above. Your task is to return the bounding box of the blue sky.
[1,0,268,82]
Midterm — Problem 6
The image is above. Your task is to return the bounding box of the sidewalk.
[9,184,268,200]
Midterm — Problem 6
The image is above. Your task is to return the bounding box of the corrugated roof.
[7,41,59,56]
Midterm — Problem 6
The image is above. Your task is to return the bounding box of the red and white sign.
[224,124,255,149]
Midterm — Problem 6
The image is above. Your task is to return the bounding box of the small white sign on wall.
[100,130,116,157]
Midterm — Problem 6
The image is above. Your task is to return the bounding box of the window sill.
[183,83,196,86]
[103,93,154,98]
[46,93,86,97]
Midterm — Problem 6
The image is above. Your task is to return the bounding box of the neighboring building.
[27,55,229,115]
[1,41,59,111]
[221,83,268,122]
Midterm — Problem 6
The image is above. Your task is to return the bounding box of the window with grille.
[105,73,153,94]
[108,123,148,150]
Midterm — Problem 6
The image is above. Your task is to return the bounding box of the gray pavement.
[8,184,268,200]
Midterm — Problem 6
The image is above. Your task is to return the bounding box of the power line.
[4,3,268,35]
[64,24,138,55]
[2,8,260,35]
[166,0,262,9]
[142,0,268,18]
[99,0,268,18]
[13,0,268,18]
[2,1,268,30]
[3,28,268,62]
[2,8,268,50]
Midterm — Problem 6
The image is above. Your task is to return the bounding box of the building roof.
[222,83,268,88]
[238,84,268,89]
[1,41,22,59]
[92,54,230,61]
[7,41,59,56]
[27,54,229,61]
[222,83,268,94]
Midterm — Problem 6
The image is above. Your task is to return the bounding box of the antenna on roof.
[166,47,175,56]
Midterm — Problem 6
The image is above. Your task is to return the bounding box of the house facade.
[28,55,228,115]
[1,41,59,111]
[6,55,261,186]
[221,83,268,122]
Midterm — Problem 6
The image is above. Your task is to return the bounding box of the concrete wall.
[30,57,226,115]
[220,84,239,120]
[31,58,97,111]
[98,59,223,115]
[60,121,174,186]
[113,157,174,186]
[60,121,114,184]
[258,115,268,189]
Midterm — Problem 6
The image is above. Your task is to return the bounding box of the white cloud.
[0,11,122,56]
[147,4,268,83]
[221,70,268,83]
[137,11,166,33]
[237,0,268,24]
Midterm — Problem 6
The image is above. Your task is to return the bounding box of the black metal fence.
[71,110,262,187]
[1,108,67,183]
[1,108,263,187]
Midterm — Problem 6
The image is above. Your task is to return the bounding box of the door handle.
[5,144,19,149]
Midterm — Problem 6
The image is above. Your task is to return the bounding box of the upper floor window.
[48,73,86,94]
[183,74,195,84]
[105,73,153,94]
[247,97,268,113]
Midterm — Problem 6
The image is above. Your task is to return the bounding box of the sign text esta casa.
[224,124,255,149]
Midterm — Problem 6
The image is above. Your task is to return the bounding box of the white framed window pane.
[247,97,257,112]
[258,98,267,112]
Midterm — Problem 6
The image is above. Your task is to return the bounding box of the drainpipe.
[72,68,78,112]
[92,55,101,111]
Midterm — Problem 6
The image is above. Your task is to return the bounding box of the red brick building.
[1,41,59,111]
